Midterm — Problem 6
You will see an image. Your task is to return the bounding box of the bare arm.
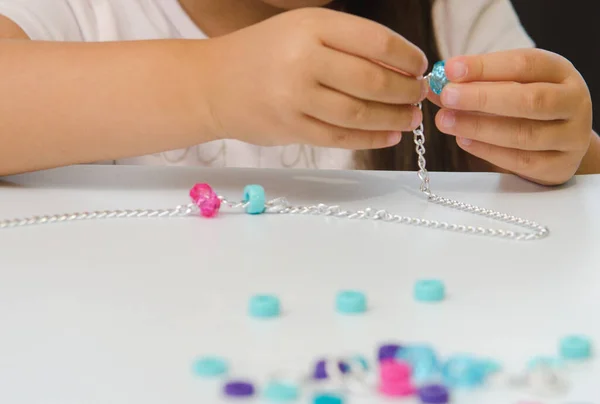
[0,15,219,176]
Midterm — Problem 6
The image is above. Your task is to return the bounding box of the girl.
[0,0,597,185]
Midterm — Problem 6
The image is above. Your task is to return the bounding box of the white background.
[0,166,598,403]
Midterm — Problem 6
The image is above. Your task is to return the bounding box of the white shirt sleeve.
[432,0,535,59]
[0,0,94,41]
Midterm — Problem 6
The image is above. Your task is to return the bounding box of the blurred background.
[511,0,598,131]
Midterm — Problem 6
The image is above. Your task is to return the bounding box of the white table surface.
[0,165,599,404]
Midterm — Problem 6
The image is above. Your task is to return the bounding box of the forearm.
[0,39,218,176]
[577,130,600,174]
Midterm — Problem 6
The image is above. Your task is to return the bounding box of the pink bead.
[378,380,416,397]
[379,359,412,382]
[378,359,416,397]
[189,183,221,218]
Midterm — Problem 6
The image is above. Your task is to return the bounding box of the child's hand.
[203,8,428,150]
[430,49,593,185]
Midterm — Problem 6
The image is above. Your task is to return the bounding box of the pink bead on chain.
[189,183,221,218]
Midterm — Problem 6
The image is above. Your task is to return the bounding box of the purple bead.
[313,359,349,379]
[224,381,255,397]
[418,384,449,404]
[378,344,402,361]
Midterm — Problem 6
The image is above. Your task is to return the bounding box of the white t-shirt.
[0,0,534,170]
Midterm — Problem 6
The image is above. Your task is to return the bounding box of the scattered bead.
[379,359,412,382]
[378,360,416,397]
[479,358,502,375]
[379,381,417,397]
[189,183,221,218]
[378,344,402,361]
[418,384,450,404]
[192,356,228,377]
[243,184,266,215]
[335,290,367,314]
[264,381,300,402]
[428,61,449,95]
[224,381,255,397]
[559,335,592,360]
[248,294,280,318]
[414,280,445,302]
[313,393,344,404]
[313,359,349,380]
[396,344,440,382]
[442,355,485,388]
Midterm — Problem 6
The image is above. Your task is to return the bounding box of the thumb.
[425,87,442,108]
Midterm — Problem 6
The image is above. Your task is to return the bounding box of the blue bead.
[192,356,228,377]
[442,355,485,388]
[479,358,502,375]
[313,393,344,404]
[264,381,299,401]
[559,335,592,360]
[243,184,266,215]
[396,344,440,382]
[224,381,255,397]
[429,61,449,95]
[335,290,367,314]
[414,280,445,302]
[248,294,280,318]
[418,384,450,404]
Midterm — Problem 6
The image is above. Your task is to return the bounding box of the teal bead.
[243,184,266,214]
[264,381,300,402]
[442,355,485,388]
[192,356,228,377]
[429,61,449,95]
[335,290,367,314]
[313,393,344,404]
[249,294,280,318]
[396,344,439,382]
[479,359,502,375]
[559,335,592,360]
[414,279,445,302]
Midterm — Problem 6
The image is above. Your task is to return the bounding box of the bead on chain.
[0,62,550,240]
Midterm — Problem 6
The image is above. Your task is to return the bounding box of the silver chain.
[0,101,549,240]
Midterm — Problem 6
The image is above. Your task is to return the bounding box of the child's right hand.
[203,8,428,150]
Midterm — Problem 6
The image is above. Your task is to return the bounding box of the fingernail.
[388,132,402,145]
[450,61,468,79]
[458,137,472,146]
[442,87,460,107]
[440,110,456,128]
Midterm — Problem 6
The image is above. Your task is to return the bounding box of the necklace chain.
[0,102,549,240]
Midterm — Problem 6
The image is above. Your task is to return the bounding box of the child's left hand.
[428,49,593,185]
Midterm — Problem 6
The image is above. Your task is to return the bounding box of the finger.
[426,87,442,107]
[440,82,578,120]
[313,47,427,105]
[302,114,403,150]
[444,48,571,84]
[316,10,428,77]
[454,137,576,184]
[303,85,421,131]
[436,109,580,151]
